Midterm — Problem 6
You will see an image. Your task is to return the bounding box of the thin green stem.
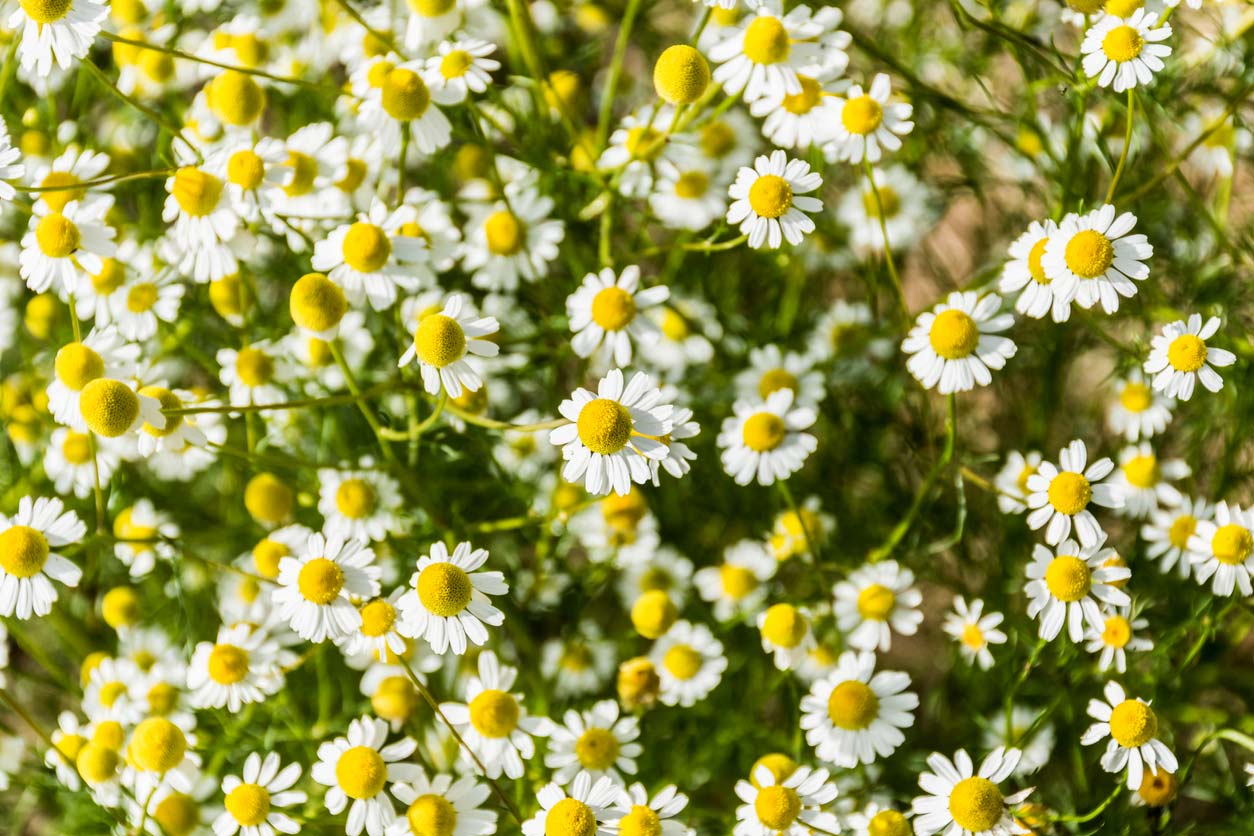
[1105,88,1135,205]
[444,404,569,432]
[595,0,645,150]
[864,157,909,323]
[88,432,105,533]
[13,167,176,192]
[83,59,192,153]
[1048,783,1123,823]
[100,31,337,92]
[331,340,396,463]
[163,382,406,415]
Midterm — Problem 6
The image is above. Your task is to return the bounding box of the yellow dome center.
[948,777,1003,833]
[781,75,822,115]
[297,557,345,604]
[618,805,662,836]
[1044,555,1091,602]
[577,398,634,455]
[252,538,289,578]
[126,282,158,313]
[408,0,455,15]
[208,643,250,684]
[225,783,271,826]
[336,746,387,799]
[382,68,431,121]
[153,792,199,836]
[284,152,318,197]
[1027,237,1050,284]
[1063,230,1114,279]
[750,753,797,787]
[1167,334,1207,372]
[129,718,186,773]
[439,49,473,79]
[1109,699,1157,747]
[827,679,879,730]
[227,149,266,190]
[360,598,397,636]
[1047,471,1091,515]
[373,676,418,722]
[720,564,757,599]
[414,313,468,368]
[1102,615,1132,648]
[960,623,985,650]
[335,478,377,519]
[139,386,182,437]
[102,587,140,628]
[1102,25,1144,63]
[290,272,346,333]
[546,798,597,836]
[20,0,71,24]
[1122,454,1158,488]
[662,644,702,680]
[0,525,50,578]
[1168,514,1196,549]
[868,810,910,836]
[209,71,266,126]
[55,342,105,390]
[928,309,979,360]
[758,368,798,398]
[147,682,179,716]
[742,16,790,65]
[673,171,709,200]
[469,688,519,737]
[417,562,473,617]
[1137,768,1176,807]
[39,171,84,212]
[747,174,793,219]
[36,212,81,258]
[742,412,786,452]
[1212,523,1252,565]
[591,286,636,331]
[235,347,275,387]
[575,727,620,771]
[62,431,93,464]
[76,743,120,784]
[1119,381,1152,412]
[653,44,710,105]
[408,794,459,836]
[761,603,807,648]
[484,210,523,255]
[624,126,665,162]
[342,222,393,273]
[172,167,224,217]
[754,785,801,831]
[630,590,677,639]
[856,583,896,620]
[841,94,884,135]
[80,379,139,438]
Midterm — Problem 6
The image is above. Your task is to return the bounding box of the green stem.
[863,157,909,323]
[444,404,569,432]
[13,168,176,192]
[163,381,406,415]
[596,0,645,150]
[82,59,191,153]
[100,31,337,92]
[331,340,396,464]
[1049,783,1123,823]
[1105,88,1135,205]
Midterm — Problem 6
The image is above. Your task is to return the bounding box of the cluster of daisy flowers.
[0,0,1252,832]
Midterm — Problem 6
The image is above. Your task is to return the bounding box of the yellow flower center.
[215,32,269,67]
[742,16,790,65]
[469,689,520,737]
[62,431,93,464]
[138,386,182,437]
[89,257,126,295]
[172,167,224,217]
[591,286,636,331]
[1137,768,1177,807]
[147,682,179,716]
[1212,523,1253,565]
[408,0,455,15]
[129,718,186,773]
[1119,382,1152,412]
[208,71,266,126]
[630,590,677,639]
[780,75,823,114]
[252,539,288,578]
[928,309,979,360]
[1167,334,1207,373]
[382,68,431,121]
[868,810,910,836]
[625,126,665,162]
[842,94,884,135]
[750,754,797,787]
[1047,471,1092,515]
[856,583,895,621]
[36,212,81,258]
[754,785,801,830]
[484,210,523,255]
[55,343,105,391]
[342,222,393,273]
[407,794,459,836]
[742,412,786,452]
[1102,616,1132,648]
[290,272,346,334]
[653,44,710,105]
[373,676,418,722]
[1064,229,1114,279]
[861,184,900,220]
[225,783,271,826]
[827,679,879,730]
[1102,25,1144,63]
[673,171,709,200]
[439,49,473,80]
[700,120,735,158]
[1168,514,1197,549]
[76,743,120,784]
[0,525,50,578]
[618,805,662,836]
[335,478,377,519]
[1109,699,1157,747]
[1027,237,1050,284]
[227,149,266,190]
[337,159,369,193]
[55,732,87,763]
[360,598,397,637]
[747,174,793,219]
[761,603,807,648]
[1122,454,1158,488]
[961,623,985,650]
[80,379,140,438]
[336,746,387,799]
[577,398,634,455]
[413,313,468,368]
[719,564,758,599]
[38,171,84,212]
[284,152,318,197]
[758,368,798,398]
[546,798,597,836]
[126,282,159,313]
[153,792,199,836]
[417,562,473,617]
[1044,555,1092,602]
[948,777,1003,833]
[662,644,702,680]
[235,347,275,387]
[575,727,620,770]
[208,643,250,684]
[297,557,345,604]
[1105,0,1143,15]
[98,684,128,709]
[20,0,71,24]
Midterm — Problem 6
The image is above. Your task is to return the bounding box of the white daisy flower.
[650,620,727,707]
[1081,10,1172,92]
[396,540,506,655]
[438,650,551,779]
[460,187,565,292]
[338,590,410,663]
[82,656,144,723]
[709,1,824,103]
[1081,681,1178,790]
[8,0,107,76]
[214,752,307,836]
[385,769,498,836]
[693,539,776,621]
[398,292,499,399]
[522,773,620,836]
[549,369,675,497]
[312,201,427,310]
[1024,537,1131,642]
[1041,205,1151,314]
[45,427,120,498]
[124,717,200,799]
[821,73,913,163]
[757,603,815,670]
[734,764,839,836]
[545,699,642,786]
[111,499,179,578]
[598,106,700,198]
[1024,439,1125,547]
[844,804,913,836]
[943,597,1007,670]
[718,388,817,486]
[1188,500,1254,596]
[395,185,461,275]
[994,450,1042,514]
[0,495,84,619]
[910,747,1032,836]
[19,199,116,294]
[650,393,700,485]
[735,344,825,408]
[1143,313,1236,400]
[902,291,1017,394]
[272,531,381,643]
[999,219,1073,322]
[609,783,690,836]
[1111,443,1189,518]
[750,68,843,150]
[1141,496,1210,578]
[1107,371,1174,441]
[0,121,23,201]
[833,560,923,652]
[317,467,405,543]
[422,38,499,104]
[26,146,109,214]
[726,150,822,249]
[105,271,184,342]
[567,266,670,367]
[162,163,242,282]
[217,341,291,407]
[1085,606,1153,674]
[359,59,453,154]
[540,630,618,701]
[837,164,934,256]
[187,623,284,712]
[311,717,420,836]
[648,162,728,232]
[800,650,917,767]
[46,711,87,789]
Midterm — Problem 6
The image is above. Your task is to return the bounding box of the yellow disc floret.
[414,314,467,368]
[416,562,473,617]
[827,679,879,730]
[1063,230,1114,279]
[948,777,1003,833]
[336,746,387,799]
[856,583,895,620]
[630,590,677,639]
[36,212,81,258]
[20,0,71,25]
[298,558,345,605]
[101,587,140,629]
[55,342,105,391]
[652,45,710,105]
[841,95,884,135]
[577,398,634,455]
[742,16,790,65]
[545,798,597,836]
[129,718,186,773]
[290,272,347,334]
[591,286,636,331]
[1212,523,1252,565]
[468,689,519,737]
[335,478,377,519]
[0,524,50,578]
[1109,699,1157,748]
[382,68,431,121]
[1044,555,1091,602]
[1102,25,1144,63]
[617,804,662,836]
[76,743,120,784]
[575,728,619,771]
[208,643,250,684]
[208,71,267,126]
[244,473,293,525]
[1167,335,1207,373]
[742,412,786,452]
[407,794,459,836]
[1047,471,1091,516]
[483,211,523,255]
[761,603,807,648]
[342,222,393,273]
[359,598,397,637]
[80,379,139,437]
[753,785,801,830]
[868,810,910,836]
[225,782,271,826]
[747,174,792,219]
[929,310,979,360]
[172,167,224,217]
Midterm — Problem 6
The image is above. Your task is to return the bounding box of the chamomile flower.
[598,106,699,197]
[769,496,832,562]
[943,597,1007,670]
[837,164,933,256]
[312,717,420,836]
[833,560,923,652]
[396,540,506,655]
[0,121,23,201]
[610,783,690,836]
[45,427,120,497]
[124,717,200,797]
[902,291,1017,394]
[106,271,184,342]
[1107,372,1174,441]
[999,219,1073,321]
[318,468,405,543]
[214,752,306,836]
[0,495,84,619]
[217,341,290,406]
[911,747,1032,836]
[338,590,410,662]
[718,388,817,486]
[1188,500,1254,596]
[650,397,700,485]
[272,531,381,643]
[822,74,913,163]
[757,603,816,670]
[1025,537,1131,642]
[112,499,179,578]
[1111,443,1189,518]
[162,164,242,282]
[693,539,776,620]
[1141,496,1210,578]
[438,650,550,779]
[522,773,620,836]
[386,770,498,836]
[46,711,87,789]
[1085,606,1153,673]
[567,266,670,367]
[994,450,1042,514]
[800,650,917,767]
[359,60,453,154]
[1024,439,1125,547]
[550,369,675,497]
[83,657,143,723]
[735,344,825,408]
[461,188,565,292]
[423,39,499,104]
[8,0,108,76]
[650,620,727,707]
[1041,205,1151,313]
[845,805,912,836]
[734,764,839,836]
[19,199,116,294]
[312,201,428,310]
[187,623,283,711]
[545,699,642,786]
[726,150,822,249]
[1143,314,1236,400]
[1081,681,1177,790]
[398,292,499,399]
[649,163,728,231]
[750,68,842,150]
[1081,10,1172,92]
[709,1,823,103]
